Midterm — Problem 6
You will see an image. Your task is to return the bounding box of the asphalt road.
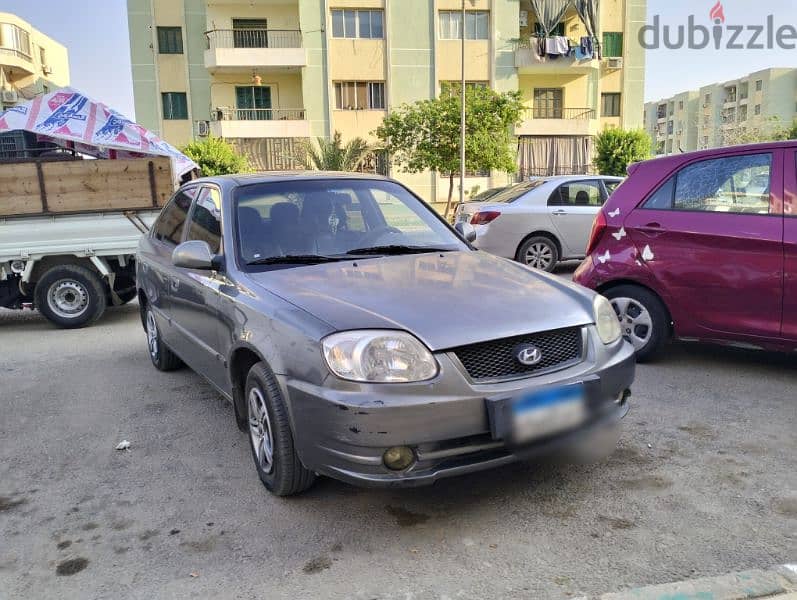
[1,274,795,599]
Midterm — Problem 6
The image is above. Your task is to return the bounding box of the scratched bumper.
[283,328,635,488]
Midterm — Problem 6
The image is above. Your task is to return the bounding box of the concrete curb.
[581,564,797,600]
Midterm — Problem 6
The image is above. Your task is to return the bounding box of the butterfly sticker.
[611,227,626,241]
[608,208,620,218]
[641,245,654,261]
[598,250,611,264]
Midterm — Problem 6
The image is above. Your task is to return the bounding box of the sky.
[2,0,795,120]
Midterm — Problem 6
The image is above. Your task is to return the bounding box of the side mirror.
[172,240,215,270]
[454,222,477,243]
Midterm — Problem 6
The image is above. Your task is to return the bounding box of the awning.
[0,87,198,180]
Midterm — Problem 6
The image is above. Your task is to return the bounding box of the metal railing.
[205,29,302,50]
[516,165,594,180]
[525,107,595,120]
[0,46,32,61]
[212,107,306,121]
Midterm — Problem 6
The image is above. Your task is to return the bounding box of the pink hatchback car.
[574,141,797,361]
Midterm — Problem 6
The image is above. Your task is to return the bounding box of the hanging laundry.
[545,36,570,57]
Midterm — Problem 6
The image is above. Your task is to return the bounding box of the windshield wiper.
[246,254,349,266]
[345,245,455,256]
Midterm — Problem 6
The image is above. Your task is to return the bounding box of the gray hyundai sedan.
[136,173,634,496]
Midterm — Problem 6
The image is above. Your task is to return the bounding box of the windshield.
[234,179,467,267]
[483,180,548,203]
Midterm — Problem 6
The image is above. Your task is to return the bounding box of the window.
[153,188,196,245]
[705,93,711,104]
[186,187,222,254]
[604,180,622,195]
[533,88,563,119]
[754,104,761,115]
[39,46,46,66]
[440,81,488,96]
[601,93,621,117]
[534,22,565,37]
[549,180,604,207]
[232,19,268,48]
[439,11,489,40]
[740,82,749,99]
[755,79,763,91]
[334,81,385,109]
[161,92,188,120]
[235,86,272,120]
[331,9,383,38]
[602,32,623,57]
[739,105,748,121]
[157,26,183,54]
[667,120,674,134]
[678,100,684,110]
[645,153,772,214]
[0,23,31,57]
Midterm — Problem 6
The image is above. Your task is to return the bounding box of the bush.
[181,136,250,177]
[594,129,652,176]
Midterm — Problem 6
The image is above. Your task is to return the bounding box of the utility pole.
[459,0,466,208]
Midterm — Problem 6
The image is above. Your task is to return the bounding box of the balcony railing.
[526,107,595,120]
[205,29,302,50]
[212,108,306,121]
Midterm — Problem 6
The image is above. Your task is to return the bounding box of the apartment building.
[128,0,645,203]
[645,68,797,156]
[0,12,70,109]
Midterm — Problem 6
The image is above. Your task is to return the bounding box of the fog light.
[383,446,415,471]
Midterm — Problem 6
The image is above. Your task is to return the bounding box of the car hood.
[246,251,595,350]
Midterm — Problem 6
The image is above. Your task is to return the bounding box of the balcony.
[0,22,35,77]
[514,42,598,73]
[209,108,311,139]
[515,108,598,137]
[204,29,306,71]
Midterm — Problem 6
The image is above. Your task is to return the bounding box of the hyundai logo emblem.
[514,343,543,366]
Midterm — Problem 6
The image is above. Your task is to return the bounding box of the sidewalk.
[583,564,797,600]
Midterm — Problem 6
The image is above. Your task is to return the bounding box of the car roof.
[537,174,623,183]
[633,139,797,171]
[187,171,391,189]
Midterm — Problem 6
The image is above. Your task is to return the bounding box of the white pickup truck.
[0,156,173,328]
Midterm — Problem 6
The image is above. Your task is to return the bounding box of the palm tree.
[296,131,374,171]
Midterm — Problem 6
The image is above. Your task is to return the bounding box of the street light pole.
[459,0,466,208]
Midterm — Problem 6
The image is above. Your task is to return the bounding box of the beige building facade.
[128,0,646,203]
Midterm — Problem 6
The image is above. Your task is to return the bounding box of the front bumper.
[284,331,635,488]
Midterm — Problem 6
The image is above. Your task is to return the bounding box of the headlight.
[322,330,438,383]
[594,295,622,345]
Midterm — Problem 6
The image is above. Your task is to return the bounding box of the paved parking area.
[1,276,795,599]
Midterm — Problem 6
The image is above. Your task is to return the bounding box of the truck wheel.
[246,362,316,496]
[35,264,107,329]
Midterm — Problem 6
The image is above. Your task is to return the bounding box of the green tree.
[594,128,652,176]
[181,136,249,176]
[783,119,797,140]
[296,130,373,171]
[376,87,524,217]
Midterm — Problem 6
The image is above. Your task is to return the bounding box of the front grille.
[450,327,583,381]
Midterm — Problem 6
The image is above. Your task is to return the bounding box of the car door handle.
[552,209,567,215]
[638,222,666,237]
[643,222,662,229]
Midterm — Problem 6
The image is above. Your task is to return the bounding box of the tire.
[144,305,183,371]
[35,264,107,329]
[603,285,670,362]
[245,362,315,496]
[516,235,559,272]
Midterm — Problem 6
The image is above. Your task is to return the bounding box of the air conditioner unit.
[1,90,18,103]
[42,65,53,75]
[605,57,623,69]
[196,120,210,136]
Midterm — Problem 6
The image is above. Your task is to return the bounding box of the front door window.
[232,18,267,48]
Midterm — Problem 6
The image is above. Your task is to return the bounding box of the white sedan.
[455,175,623,272]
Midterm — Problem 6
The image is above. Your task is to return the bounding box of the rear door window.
[674,154,772,214]
[153,187,197,245]
[549,180,604,206]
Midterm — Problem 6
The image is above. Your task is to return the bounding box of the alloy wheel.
[525,242,554,270]
[146,310,159,360]
[611,296,653,351]
[248,387,275,474]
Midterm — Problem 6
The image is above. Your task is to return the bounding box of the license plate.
[511,384,586,443]
[456,212,469,224]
